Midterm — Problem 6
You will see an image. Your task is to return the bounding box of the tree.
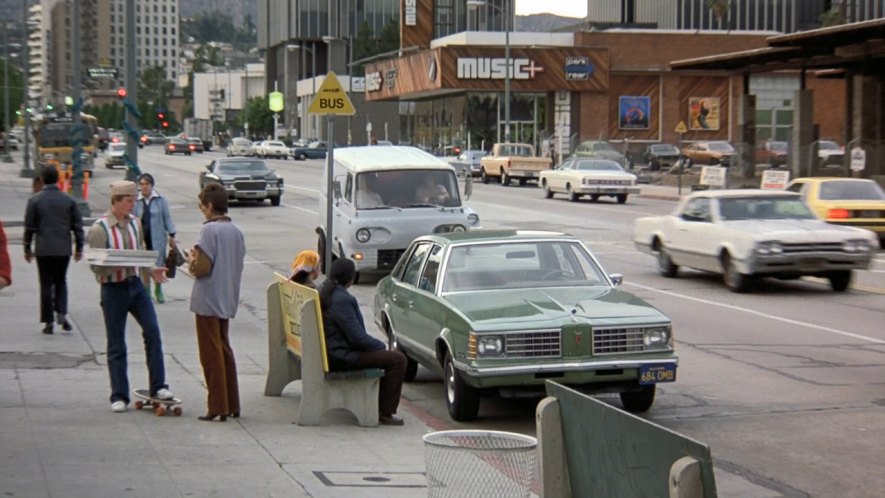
[0,58,23,133]
[138,65,175,110]
[820,7,845,27]
[240,96,273,138]
[705,0,731,29]
[350,18,400,75]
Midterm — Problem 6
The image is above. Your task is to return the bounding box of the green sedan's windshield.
[442,240,608,292]
[718,196,816,221]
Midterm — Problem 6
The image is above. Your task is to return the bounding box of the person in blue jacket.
[134,173,176,303]
[319,258,407,426]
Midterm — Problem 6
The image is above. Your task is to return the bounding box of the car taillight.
[189,145,195,150]
[828,209,851,219]
[167,145,173,150]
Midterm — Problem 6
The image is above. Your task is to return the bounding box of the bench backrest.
[274,273,330,373]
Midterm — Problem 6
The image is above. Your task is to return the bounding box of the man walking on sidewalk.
[86,180,174,413]
[23,166,84,334]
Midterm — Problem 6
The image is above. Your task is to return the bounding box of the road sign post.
[675,121,688,195]
[308,72,356,273]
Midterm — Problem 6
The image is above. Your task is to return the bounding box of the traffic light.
[161,121,169,129]
[116,87,127,99]
[157,112,165,121]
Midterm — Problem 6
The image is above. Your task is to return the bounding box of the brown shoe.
[379,414,404,426]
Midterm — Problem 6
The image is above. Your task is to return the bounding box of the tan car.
[682,141,735,167]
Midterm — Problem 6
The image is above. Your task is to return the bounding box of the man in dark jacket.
[24,166,84,334]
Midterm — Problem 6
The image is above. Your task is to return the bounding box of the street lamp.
[467,0,511,143]
[288,43,316,140]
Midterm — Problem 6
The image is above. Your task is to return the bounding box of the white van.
[318,146,480,274]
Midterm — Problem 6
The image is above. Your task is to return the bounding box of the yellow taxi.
[787,177,885,248]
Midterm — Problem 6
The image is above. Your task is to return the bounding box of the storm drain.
[312,471,426,489]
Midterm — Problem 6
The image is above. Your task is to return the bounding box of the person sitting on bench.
[318,258,407,426]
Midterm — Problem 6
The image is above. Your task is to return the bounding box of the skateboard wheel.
[173,406,182,416]
[155,405,166,416]
[134,400,144,410]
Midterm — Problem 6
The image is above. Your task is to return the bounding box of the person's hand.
[185,247,196,264]
[168,236,176,247]
[24,253,32,263]
[151,267,168,283]
[73,251,82,262]
[0,276,9,289]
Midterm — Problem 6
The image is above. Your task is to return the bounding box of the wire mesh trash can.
[423,430,537,497]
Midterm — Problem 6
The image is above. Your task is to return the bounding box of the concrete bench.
[264,277,382,427]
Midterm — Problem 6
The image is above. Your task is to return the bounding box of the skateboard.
[133,389,183,417]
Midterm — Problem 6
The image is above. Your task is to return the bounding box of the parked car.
[639,143,681,171]
[572,140,628,166]
[187,137,205,153]
[373,230,676,421]
[252,140,289,159]
[755,140,788,167]
[97,127,110,151]
[539,158,640,204]
[105,142,127,168]
[198,158,284,206]
[787,177,885,248]
[227,137,254,157]
[290,141,328,160]
[1,134,20,151]
[681,141,736,167]
[165,138,191,156]
[633,189,877,293]
[449,150,486,177]
[140,131,168,145]
[817,140,844,170]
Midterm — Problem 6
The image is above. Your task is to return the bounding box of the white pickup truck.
[480,143,552,186]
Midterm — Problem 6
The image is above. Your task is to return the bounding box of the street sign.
[675,121,688,134]
[308,72,356,116]
[700,166,727,187]
[850,147,865,172]
[268,92,284,112]
[88,67,118,79]
[760,169,790,190]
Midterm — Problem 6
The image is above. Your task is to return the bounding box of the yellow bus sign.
[308,72,355,116]
[675,121,688,134]
[268,91,284,112]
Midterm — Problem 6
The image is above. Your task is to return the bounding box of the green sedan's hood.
[444,287,666,329]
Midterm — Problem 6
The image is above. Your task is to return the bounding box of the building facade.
[108,0,180,82]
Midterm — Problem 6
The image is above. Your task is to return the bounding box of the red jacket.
[0,220,11,286]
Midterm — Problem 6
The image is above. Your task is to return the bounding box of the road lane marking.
[282,202,317,215]
[625,281,885,345]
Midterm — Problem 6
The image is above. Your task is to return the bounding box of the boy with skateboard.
[86,181,175,413]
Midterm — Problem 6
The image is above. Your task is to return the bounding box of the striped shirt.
[86,213,145,283]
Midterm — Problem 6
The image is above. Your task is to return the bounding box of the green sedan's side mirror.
[463,173,473,200]
[609,273,624,287]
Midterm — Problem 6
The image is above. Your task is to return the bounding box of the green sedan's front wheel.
[619,385,656,413]
[444,352,480,421]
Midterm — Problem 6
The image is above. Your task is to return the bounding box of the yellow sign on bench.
[273,273,329,372]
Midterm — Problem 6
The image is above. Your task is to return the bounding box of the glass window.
[344,173,353,203]
[683,198,711,221]
[419,245,443,292]
[401,243,432,287]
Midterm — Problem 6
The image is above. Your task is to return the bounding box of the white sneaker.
[111,401,127,413]
[154,388,174,400]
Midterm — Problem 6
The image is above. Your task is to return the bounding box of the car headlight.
[476,335,504,357]
[642,326,671,350]
[842,239,871,253]
[467,213,480,227]
[356,228,371,243]
[755,241,783,255]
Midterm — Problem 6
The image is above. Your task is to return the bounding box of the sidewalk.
[0,160,431,498]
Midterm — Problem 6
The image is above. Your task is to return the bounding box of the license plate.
[800,258,825,270]
[639,364,677,385]
[243,192,260,197]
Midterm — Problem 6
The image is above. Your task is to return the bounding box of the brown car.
[682,141,736,167]
[755,140,788,167]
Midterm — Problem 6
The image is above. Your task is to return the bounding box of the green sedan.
[373,230,677,421]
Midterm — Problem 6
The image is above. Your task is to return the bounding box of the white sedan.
[254,140,289,160]
[633,190,878,292]
[539,158,640,203]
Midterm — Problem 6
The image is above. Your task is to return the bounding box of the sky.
[515,0,588,18]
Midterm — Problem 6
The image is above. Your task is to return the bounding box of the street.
[14,145,885,497]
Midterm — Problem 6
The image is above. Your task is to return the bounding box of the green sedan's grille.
[504,330,561,358]
[593,327,645,355]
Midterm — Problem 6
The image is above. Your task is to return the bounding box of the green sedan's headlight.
[477,336,504,357]
[643,326,671,350]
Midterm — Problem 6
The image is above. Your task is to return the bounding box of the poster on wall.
[689,97,720,130]
[618,96,650,130]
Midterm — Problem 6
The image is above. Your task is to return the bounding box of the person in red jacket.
[0,219,11,288]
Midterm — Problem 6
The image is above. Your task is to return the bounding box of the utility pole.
[70,0,90,216]
[124,0,138,181]
[2,22,12,163]
[19,0,32,179]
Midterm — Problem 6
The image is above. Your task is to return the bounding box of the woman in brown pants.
[187,184,246,421]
